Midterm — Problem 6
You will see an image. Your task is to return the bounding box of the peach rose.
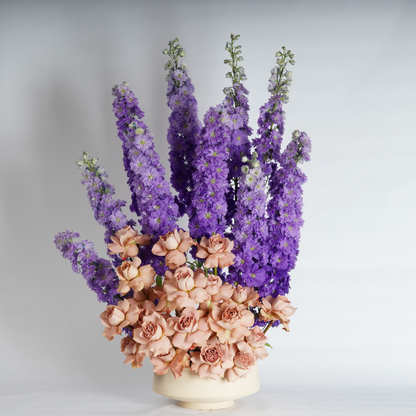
[259,295,297,331]
[152,229,196,269]
[208,300,254,344]
[100,299,140,340]
[196,234,235,269]
[225,342,257,382]
[245,327,269,360]
[108,226,151,260]
[132,311,174,357]
[164,267,209,310]
[120,336,146,369]
[170,308,211,350]
[150,348,191,379]
[190,338,234,380]
[116,256,156,294]
[231,285,259,308]
[199,274,234,312]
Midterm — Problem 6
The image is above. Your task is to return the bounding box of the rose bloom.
[150,347,191,379]
[208,300,254,344]
[245,327,269,360]
[190,337,234,380]
[259,295,297,331]
[100,299,140,341]
[199,274,234,312]
[225,342,257,382]
[164,267,209,310]
[108,226,151,260]
[196,234,235,269]
[132,311,174,357]
[120,336,146,369]
[151,229,196,269]
[231,285,259,308]
[116,256,156,294]
[170,307,211,350]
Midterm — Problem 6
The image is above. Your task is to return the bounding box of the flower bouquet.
[55,34,311,390]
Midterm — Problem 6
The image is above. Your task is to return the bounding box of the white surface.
[1,0,415,414]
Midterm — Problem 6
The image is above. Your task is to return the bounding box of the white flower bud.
[252,160,260,168]
[241,165,249,174]
[242,156,249,162]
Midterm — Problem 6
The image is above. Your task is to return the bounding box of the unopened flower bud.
[242,156,249,163]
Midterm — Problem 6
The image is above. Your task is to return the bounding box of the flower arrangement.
[55,34,311,382]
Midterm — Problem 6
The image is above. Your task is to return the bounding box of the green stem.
[214,266,217,276]
[263,321,274,335]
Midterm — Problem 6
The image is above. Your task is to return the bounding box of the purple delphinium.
[163,39,201,216]
[189,104,230,239]
[76,152,133,259]
[222,34,252,227]
[112,81,179,274]
[54,230,121,305]
[266,130,311,296]
[253,47,294,174]
[228,153,270,289]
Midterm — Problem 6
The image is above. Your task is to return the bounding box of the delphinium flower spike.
[76,152,133,253]
[265,130,311,297]
[112,82,179,274]
[221,34,252,228]
[54,231,122,305]
[163,39,201,216]
[253,46,294,173]
[228,152,269,290]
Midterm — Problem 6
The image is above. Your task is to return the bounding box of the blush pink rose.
[120,336,146,369]
[245,327,269,360]
[208,300,254,344]
[116,256,156,294]
[225,342,257,382]
[100,299,140,341]
[152,229,196,269]
[164,267,209,310]
[150,348,191,379]
[199,274,234,312]
[108,226,151,260]
[170,308,211,350]
[132,311,174,357]
[231,285,259,308]
[190,338,234,380]
[196,234,235,269]
[259,295,297,331]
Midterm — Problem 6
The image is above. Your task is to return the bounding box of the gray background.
[1,0,415,414]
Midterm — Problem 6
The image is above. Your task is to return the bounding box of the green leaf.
[156,275,163,287]
[265,343,273,349]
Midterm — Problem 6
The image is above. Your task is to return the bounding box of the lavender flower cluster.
[55,35,311,326]
[54,230,120,304]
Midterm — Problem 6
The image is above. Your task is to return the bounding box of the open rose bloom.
[99,229,296,381]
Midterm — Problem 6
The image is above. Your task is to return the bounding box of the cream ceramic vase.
[152,363,260,410]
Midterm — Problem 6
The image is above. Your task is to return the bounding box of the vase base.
[177,400,235,410]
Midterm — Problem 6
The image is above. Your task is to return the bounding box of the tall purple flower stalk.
[54,230,121,305]
[221,34,252,227]
[228,152,270,288]
[253,46,294,174]
[189,104,230,239]
[112,82,179,274]
[76,152,132,260]
[163,39,201,217]
[264,130,311,297]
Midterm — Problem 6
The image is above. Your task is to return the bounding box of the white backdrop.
[1,1,415,415]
